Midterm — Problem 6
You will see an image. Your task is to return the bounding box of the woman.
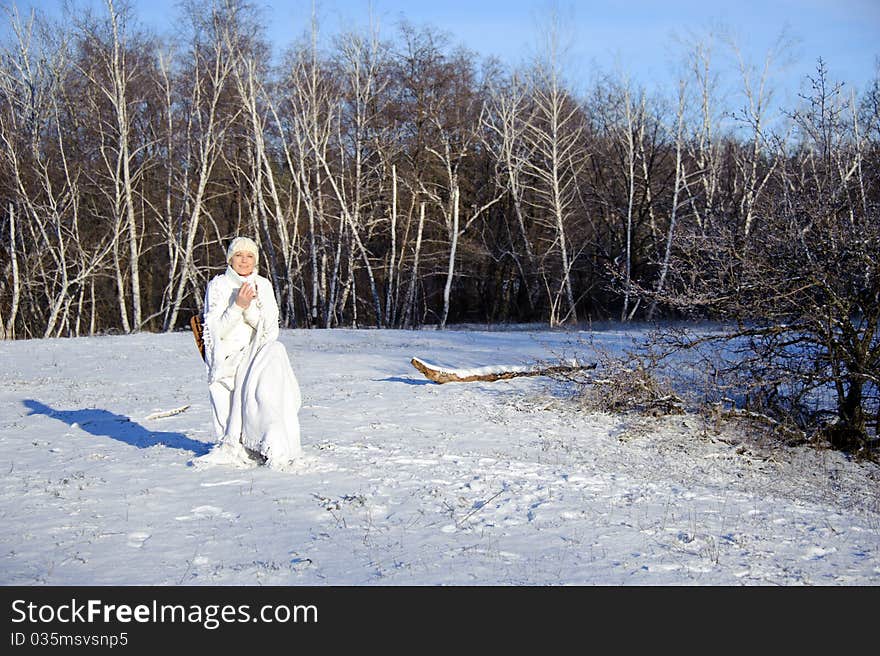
[198,236,302,469]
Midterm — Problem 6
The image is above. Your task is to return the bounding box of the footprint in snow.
[803,546,837,560]
[127,531,151,548]
[175,505,236,521]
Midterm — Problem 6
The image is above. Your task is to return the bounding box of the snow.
[1,327,878,585]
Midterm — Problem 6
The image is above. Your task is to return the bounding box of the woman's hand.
[235,282,257,308]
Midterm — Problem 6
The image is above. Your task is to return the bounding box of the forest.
[0,0,877,449]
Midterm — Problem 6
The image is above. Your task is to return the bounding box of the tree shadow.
[23,399,212,456]
[375,376,433,386]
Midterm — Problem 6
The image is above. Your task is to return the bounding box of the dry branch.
[144,405,191,420]
[718,406,807,444]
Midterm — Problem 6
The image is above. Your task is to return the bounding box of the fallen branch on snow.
[410,356,596,384]
[456,488,507,528]
[144,405,191,420]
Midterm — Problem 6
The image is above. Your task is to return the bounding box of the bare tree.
[483,71,540,311]
[618,82,645,321]
[520,27,584,325]
[222,4,301,326]
[274,8,336,326]
[163,0,238,331]
[640,62,879,453]
[75,0,156,332]
[1,0,876,345]
[727,31,791,240]
[400,200,426,328]
[647,78,690,321]
[317,24,390,327]
[420,89,504,329]
[0,5,112,338]
[682,36,721,232]
[0,202,19,338]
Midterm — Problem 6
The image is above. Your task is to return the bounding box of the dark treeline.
[0,0,878,340]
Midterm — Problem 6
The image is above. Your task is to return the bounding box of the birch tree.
[727,33,790,240]
[647,79,690,320]
[223,7,301,325]
[418,66,504,328]
[163,0,238,331]
[274,10,336,326]
[683,37,721,232]
[76,0,156,332]
[520,26,584,325]
[483,71,540,311]
[618,82,644,321]
[0,6,111,338]
[314,25,389,327]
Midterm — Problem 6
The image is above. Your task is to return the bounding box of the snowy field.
[1,326,878,586]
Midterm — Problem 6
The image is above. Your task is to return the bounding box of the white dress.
[198,267,302,469]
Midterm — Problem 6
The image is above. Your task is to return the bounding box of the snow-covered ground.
[1,326,878,585]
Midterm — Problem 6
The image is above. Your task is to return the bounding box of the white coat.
[200,267,302,468]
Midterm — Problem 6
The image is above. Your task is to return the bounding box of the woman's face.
[231,251,256,276]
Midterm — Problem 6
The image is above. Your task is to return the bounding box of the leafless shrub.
[587,358,684,416]
[548,339,684,416]
[617,60,880,459]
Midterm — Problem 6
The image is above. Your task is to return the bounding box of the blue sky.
[8,1,880,108]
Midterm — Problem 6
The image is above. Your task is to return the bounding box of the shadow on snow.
[23,399,211,456]
[375,376,433,386]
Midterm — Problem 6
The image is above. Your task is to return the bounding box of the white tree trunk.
[621,86,637,322]
[4,202,20,339]
[403,202,426,328]
[164,20,234,331]
[648,81,688,321]
[440,185,460,329]
[385,163,397,326]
